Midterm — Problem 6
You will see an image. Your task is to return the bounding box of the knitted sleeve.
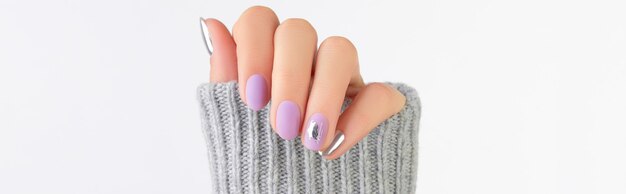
[197,82,421,194]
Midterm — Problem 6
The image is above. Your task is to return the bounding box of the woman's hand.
[201,6,406,160]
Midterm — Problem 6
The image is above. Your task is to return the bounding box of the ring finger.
[301,36,364,151]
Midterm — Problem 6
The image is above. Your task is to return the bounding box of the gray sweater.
[197,82,421,194]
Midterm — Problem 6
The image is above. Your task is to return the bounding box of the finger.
[201,18,238,82]
[320,83,406,160]
[301,36,364,151]
[270,18,317,140]
[232,6,279,110]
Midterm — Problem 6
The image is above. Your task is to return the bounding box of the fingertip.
[200,17,238,83]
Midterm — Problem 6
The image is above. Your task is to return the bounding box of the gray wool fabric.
[197,82,421,194]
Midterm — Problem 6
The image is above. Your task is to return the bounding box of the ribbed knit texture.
[197,82,421,194]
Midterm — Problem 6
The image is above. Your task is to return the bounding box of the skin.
[202,6,406,160]
[271,18,317,137]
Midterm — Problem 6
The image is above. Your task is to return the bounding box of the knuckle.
[233,6,279,40]
[276,18,316,35]
[319,36,358,69]
[240,6,278,23]
[367,83,393,95]
[280,18,313,29]
[366,83,406,111]
[366,83,400,102]
[321,36,356,52]
[244,6,275,16]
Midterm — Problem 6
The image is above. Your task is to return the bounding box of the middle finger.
[270,18,317,140]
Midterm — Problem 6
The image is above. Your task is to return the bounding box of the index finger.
[201,18,238,83]
[233,6,279,110]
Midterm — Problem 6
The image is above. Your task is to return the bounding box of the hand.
[201,6,406,160]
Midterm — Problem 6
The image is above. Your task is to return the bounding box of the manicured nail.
[245,74,268,110]
[199,17,213,55]
[303,113,329,151]
[320,130,345,157]
[276,101,300,140]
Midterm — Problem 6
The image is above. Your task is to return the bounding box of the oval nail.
[245,74,268,111]
[276,101,300,140]
[303,113,329,151]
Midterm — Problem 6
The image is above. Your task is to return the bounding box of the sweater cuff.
[197,82,421,194]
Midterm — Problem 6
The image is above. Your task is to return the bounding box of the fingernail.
[276,101,300,140]
[245,74,268,110]
[303,113,329,151]
[199,17,213,55]
[320,130,345,157]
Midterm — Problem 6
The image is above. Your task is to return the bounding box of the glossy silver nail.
[199,17,213,55]
[319,131,345,157]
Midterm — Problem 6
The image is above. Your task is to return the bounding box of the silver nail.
[199,17,214,55]
[320,131,345,157]
[307,121,320,141]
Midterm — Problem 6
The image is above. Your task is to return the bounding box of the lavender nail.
[245,74,268,111]
[303,113,329,151]
[276,101,300,140]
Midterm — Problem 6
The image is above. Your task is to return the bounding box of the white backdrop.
[1,0,625,193]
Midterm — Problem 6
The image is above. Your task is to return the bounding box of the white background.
[1,0,625,193]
